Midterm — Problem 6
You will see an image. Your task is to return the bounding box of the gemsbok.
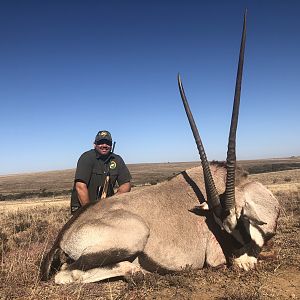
[40,12,280,284]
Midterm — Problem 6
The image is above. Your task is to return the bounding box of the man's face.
[94,140,112,156]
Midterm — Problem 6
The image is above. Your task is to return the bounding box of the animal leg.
[205,234,227,268]
[60,209,149,262]
[55,212,150,284]
[231,236,262,271]
[55,261,142,284]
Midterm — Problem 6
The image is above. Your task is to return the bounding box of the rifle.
[100,141,116,200]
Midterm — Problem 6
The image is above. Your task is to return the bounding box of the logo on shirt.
[109,160,117,169]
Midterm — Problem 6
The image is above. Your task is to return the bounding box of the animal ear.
[242,199,267,226]
[194,203,210,211]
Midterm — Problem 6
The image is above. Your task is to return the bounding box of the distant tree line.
[0,189,72,201]
[243,163,300,174]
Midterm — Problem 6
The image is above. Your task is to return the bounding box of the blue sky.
[0,0,299,175]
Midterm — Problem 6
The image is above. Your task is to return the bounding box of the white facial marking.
[223,208,237,233]
[249,224,264,247]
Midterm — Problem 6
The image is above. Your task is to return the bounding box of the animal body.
[41,164,279,284]
[40,12,280,284]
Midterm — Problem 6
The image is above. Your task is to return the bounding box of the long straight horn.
[178,74,222,218]
[224,11,247,215]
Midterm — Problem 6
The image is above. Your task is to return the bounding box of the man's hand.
[75,181,90,206]
[116,182,131,195]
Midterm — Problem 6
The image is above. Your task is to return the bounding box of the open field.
[0,158,300,299]
[1,157,300,200]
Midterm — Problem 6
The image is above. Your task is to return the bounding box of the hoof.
[55,270,84,284]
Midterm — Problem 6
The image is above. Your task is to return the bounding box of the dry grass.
[0,163,300,299]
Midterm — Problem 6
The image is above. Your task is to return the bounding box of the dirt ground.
[0,160,300,299]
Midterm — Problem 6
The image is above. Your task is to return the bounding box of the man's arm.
[115,182,131,195]
[115,155,132,196]
[75,181,90,206]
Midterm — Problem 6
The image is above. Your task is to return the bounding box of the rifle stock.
[101,176,110,199]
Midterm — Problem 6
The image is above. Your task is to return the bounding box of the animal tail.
[40,242,62,281]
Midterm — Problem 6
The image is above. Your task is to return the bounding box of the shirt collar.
[94,149,115,161]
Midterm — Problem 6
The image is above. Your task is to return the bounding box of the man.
[70,130,131,214]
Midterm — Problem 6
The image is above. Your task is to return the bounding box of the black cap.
[94,130,112,144]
